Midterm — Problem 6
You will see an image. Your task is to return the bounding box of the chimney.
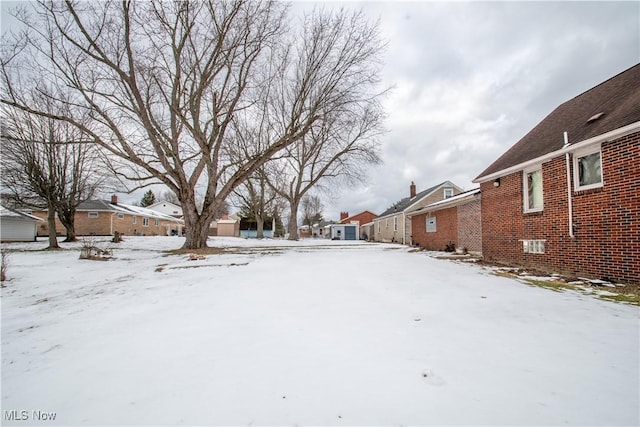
[410,181,416,198]
[111,194,118,205]
[340,212,349,221]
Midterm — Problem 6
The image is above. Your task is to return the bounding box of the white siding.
[1,219,37,242]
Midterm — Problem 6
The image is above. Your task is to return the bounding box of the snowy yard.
[1,236,638,426]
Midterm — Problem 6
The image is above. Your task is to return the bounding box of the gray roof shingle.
[378,181,455,218]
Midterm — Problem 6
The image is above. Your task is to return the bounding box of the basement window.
[573,145,603,191]
[522,239,545,254]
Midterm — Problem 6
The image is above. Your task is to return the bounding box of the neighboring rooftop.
[0,205,43,222]
[377,181,458,218]
[475,63,640,180]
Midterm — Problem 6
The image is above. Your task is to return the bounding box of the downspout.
[402,211,406,245]
[564,132,575,238]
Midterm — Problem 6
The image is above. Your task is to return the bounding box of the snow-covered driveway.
[1,237,638,426]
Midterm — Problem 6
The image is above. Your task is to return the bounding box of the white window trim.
[522,239,546,254]
[142,217,149,227]
[443,188,454,198]
[88,212,99,218]
[117,213,124,219]
[523,165,543,213]
[154,218,159,226]
[572,144,603,192]
[393,216,398,231]
[133,216,137,224]
[426,216,436,233]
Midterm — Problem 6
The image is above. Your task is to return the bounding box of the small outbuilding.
[0,205,43,242]
[325,223,359,240]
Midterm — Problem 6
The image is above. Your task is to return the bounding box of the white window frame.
[133,216,137,224]
[443,188,454,198]
[385,219,389,229]
[377,221,380,233]
[142,217,149,227]
[523,165,543,213]
[154,218,159,226]
[88,212,99,219]
[117,213,124,219]
[426,216,436,233]
[393,216,398,231]
[573,145,603,191]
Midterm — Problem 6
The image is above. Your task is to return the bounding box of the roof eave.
[474,121,640,183]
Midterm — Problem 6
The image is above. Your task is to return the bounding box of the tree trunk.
[46,204,60,249]
[57,209,77,242]
[181,199,211,249]
[255,213,264,239]
[287,199,300,240]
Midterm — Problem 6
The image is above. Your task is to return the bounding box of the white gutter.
[563,132,575,238]
[474,121,640,183]
[402,211,406,245]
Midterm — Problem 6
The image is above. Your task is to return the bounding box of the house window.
[154,219,159,226]
[133,216,137,224]
[522,239,545,254]
[142,217,149,227]
[88,212,99,219]
[573,146,603,191]
[444,188,454,198]
[377,222,380,233]
[393,216,398,231]
[385,219,388,229]
[426,216,436,233]
[117,213,124,219]
[523,167,543,212]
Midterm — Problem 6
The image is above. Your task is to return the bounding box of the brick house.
[339,210,377,240]
[373,181,462,245]
[409,188,482,254]
[32,195,183,237]
[473,64,640,284]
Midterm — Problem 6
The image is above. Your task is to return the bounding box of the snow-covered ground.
[1,236,638,426]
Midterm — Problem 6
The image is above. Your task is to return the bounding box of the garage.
[1,205,42,242]
[326,224,359,241]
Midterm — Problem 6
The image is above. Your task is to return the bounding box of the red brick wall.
[32,210,172,236]
[341,211,377,225]
[458,197,482,254]
[481,132,639,284]
[411,206,457,251]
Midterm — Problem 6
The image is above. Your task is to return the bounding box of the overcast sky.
[2,1,638,221]
[294,1,639,220]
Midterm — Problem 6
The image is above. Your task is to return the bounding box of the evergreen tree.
[140,190,156,207]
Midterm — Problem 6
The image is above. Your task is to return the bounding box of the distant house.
[340,210,377,241]
[147,201,183,219]
[324,223,359,240]
[408,188,482,254]
[0,205,42,242]
[32,195,183,237]
[474,64,640,284]
[373,181,462,245]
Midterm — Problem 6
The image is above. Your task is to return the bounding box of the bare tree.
[1,101,103,247]
[233,170,281,239]
[1,2,386,249]
[300,194,323,233]
[263,8,387,240]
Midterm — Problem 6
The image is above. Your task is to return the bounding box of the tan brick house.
[33,195,183,237]
[373,181,462,245]
[409,188,482,255]
[474,64,640,284]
